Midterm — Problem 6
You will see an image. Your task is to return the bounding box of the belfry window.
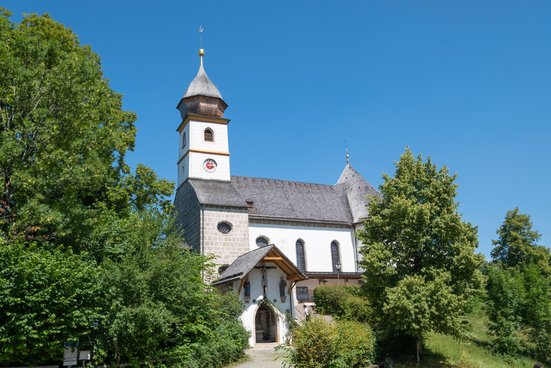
[331,241,341,273]
[204,128,214,142]
[296,239,306,272]
[182,132,187,148]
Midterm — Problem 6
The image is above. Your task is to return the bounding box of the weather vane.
[198,25,204,49]
[345,140,350,164]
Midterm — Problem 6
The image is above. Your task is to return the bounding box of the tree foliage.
[281,316,375,368]
[358,148,485,364]
[0,240,103,364]
[0,9,248,366]
[313,285,371,323]
[97,215,249,367]
[486,208,551,363]
[0,8,172,255]
[491,208,549,273]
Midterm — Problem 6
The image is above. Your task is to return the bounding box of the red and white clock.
[203,158,217,173]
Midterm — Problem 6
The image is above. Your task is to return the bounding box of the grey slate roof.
[337,164,380,223]
[213,244,307,285]
[184,59,223,99]
[186,164,378,225]
[215,246,273,283]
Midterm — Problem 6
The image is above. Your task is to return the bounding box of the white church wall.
[188,151,230,181]
[354,223,366,271]
[236,264,294,347]
[177,119,231,183]
[178,120,191,159]
[177,154,190,187]
[188,120,229,153]
[249,223,358,273]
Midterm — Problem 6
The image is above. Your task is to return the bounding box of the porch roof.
[212,245,307,286]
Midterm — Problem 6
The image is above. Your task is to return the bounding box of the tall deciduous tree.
[358,149,484,365]
[491,208,549,273]
[0,10,248,366]
[0,8,172,255]
[487,208,550,363]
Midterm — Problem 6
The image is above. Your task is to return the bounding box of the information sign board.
[63,347,78,367]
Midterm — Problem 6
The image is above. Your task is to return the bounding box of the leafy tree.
[487,208,551,363]
[0,10,248,366]
[358,148,485,365]
[313,285,371,323]
[0,240,104,365]
[0,8,172,256]
[281,316,375,368]
[97,213,248,367]
[491,208,548,272]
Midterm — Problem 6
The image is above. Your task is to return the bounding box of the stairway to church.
[226,345,285,368]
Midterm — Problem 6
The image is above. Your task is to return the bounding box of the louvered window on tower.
[296,239,306,272]
[331,241,341,273]
[204,128,214,142]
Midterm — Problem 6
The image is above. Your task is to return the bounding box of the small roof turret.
[177,49,228,119]
[337,163,379,223]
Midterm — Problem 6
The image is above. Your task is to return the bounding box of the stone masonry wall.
[174,181,201,252]
[203,206,250,267]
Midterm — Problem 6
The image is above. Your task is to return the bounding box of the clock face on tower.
[203,158,217,173]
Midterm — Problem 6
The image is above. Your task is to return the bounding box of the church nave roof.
[185,164,378,225]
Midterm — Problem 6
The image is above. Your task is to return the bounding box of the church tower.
[176,49,230,186]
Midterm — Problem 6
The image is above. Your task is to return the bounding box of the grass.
[392,301,539,368]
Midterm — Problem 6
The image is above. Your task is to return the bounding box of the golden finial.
[198,25,205,58]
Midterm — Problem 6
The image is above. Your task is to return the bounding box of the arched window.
[331,241,341,273]
[256,236,269,247]
[182,132,187,148]
[296,239,306,272]
[204,128,214,142]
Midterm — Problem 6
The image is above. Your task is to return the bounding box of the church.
[174,48,378,347]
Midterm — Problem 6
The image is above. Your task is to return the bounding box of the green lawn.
[393,302,539,368]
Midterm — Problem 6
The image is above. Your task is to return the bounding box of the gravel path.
[229,345,286,368]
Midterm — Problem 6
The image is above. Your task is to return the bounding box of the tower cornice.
[176,113,230,133]
[177,149,230,165]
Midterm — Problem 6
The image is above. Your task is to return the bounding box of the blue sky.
[3,1,550,257]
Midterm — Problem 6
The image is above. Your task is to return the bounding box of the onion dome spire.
[177,48,228,118]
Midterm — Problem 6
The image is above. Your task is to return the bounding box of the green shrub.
[282,316,375,368]
[313,285,371,322]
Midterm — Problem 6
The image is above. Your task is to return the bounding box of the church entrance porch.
[255,303,277,343]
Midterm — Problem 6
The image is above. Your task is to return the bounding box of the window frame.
[295,239,306,272]
[204,127,214,142]
[331,240,341,273]
[256,236,270,247]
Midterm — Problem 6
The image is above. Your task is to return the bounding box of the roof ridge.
[231,175,336,188]
[233,244,274,259]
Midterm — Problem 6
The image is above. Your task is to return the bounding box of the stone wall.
[203,206,249,266]
[174,181,201,252]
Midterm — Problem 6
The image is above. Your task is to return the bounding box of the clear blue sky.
[4,1,550,257]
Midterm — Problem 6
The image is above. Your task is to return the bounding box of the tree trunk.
[416,334,421,367]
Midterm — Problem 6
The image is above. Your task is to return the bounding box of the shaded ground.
[228,344,285,368]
